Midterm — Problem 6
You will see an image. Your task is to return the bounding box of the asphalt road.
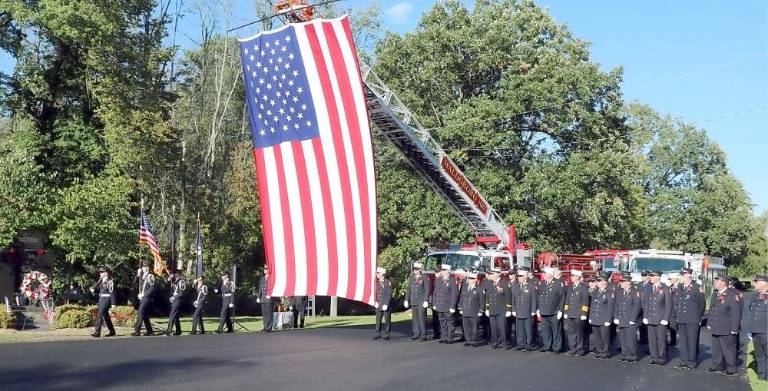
[0,321,751,391]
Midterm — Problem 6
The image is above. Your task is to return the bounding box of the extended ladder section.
[360,63,510,247]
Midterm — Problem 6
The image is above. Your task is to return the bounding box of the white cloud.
[385,2,414,24]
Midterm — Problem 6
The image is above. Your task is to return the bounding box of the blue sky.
[2,0,765,214]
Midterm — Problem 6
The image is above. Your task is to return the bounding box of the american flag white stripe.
[239,16,377,304]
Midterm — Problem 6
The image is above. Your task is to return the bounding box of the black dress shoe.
[144,331,154,336]
[674,363,686,369]
[420,337,428,342]
[90,333,100,338]
[383,336,390,340]
[463,342,472,346]
[191,331,198,335]
[722,371,737,376]
[131,331,141,336]
[706,368,721,374]
[410,336,420,341]
[105,332,116,337]
[538,348,550,353]
[373,335,381,340]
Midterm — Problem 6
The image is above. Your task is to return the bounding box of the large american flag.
[239,16,377,304]
[139,210,164,275]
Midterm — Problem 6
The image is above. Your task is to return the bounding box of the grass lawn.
[0,312,410,344]
[746,340,768,391]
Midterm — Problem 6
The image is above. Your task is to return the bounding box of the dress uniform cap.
[753,274,768,282]
[641,270,649,277]
[519,266,531,272]
[570,270,583,277]
[220,270,229,276]
[620,273,632,282]
[488,267,501,274]
[680,268,693,275]
[376,267,386,274]
[467,272,478,279]
[668,273,680,279]
[713,275,729,282]
[412,262,423,269]
[648,270,662,277]
[516,270,528,276]
[630,273,643,283]
[542,267,555,274]
[440,264,452,271]
[98,266,109,273]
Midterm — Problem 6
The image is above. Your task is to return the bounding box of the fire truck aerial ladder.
[273,1,522,265]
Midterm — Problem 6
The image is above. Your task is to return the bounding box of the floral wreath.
[22,271,52,302]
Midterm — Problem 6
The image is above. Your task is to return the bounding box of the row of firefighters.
[373,263,768,380]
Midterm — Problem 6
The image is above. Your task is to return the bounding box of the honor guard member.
[666,273,680,347]
[614,273,641,362]
[166,270,186,336]
[643,270,673,366]
[511,267,537,351]
[674,268,705,369]
[373,267,393,340]
[256,265,273,332]
[90,267,116,338]
[742,275,768,380]
[291,295,308,329]
[132,261,155,336]
[191,277,208,334]
[563,270,590,356]
[638,270,652,345]
[458,272,485,347]
[433,264,458,344]
[589,274,614,359]
[483,268,512,349]
[537,267,565,353]
[403,262,431,341]
[706,275,741,376]
[215,270,235,333]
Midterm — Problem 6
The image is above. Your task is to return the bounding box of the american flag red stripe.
[139,211,164,275]
[239,16,377,304]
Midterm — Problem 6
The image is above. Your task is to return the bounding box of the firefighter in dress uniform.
[537,267,565,353]
[90,267,116,338]
[643,270,673,366]
[742,274,768,380]
[459,272,485,347]
[511,267,537,351]
[638,270,652,346]
[614,273,641,362]
[257,265,273,332]
[132,261,155,336]
[483,268,512,350]
[589,274,614,359]
[166,269,186,336]
[291,295,308,329]
[215,270,235,333]
[433,264,458,344]
[563,269,589,356]
[667,273,680,347]
[373,267,393,340]
[191,276,208,334]
[403,262,431,341]
[706,275,741,376]
[674,268,705,369]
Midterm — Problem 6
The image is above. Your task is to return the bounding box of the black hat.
[680,268,693,275]
[221,270,229,276]
[753,275,768,283]
[714,275,729,282]
[519,266,531,272]
[648,270,662,277]
[641,270,649,277]
[597,274,609,282]
[620,273,632,282]
[98,267,109,273]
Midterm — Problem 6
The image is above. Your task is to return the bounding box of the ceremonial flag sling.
[238,16,377,304]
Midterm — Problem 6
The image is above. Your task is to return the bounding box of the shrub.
[54,309,92,329]
[110,306,136,328]
[56,304,86,317]
[0,305,15,328]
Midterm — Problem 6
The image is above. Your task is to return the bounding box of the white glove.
[422,301,428,308]
[531,312,536,316]
[110,305,116,310]
[169,297,174,303]
[449,308,455,314]
[505,311,512,318]
[485,310,490,316]
[289,306,294,311]
[536,310,541,317]
[478,312,483,316]
[404,300,409,308]
[604,322,610,327]
[459,310,463,315]
[731,331,738,335]
[556,311,563,320]
[214,288,219,294]
[660,319,668,326]
[629,321,635,325]
[137,268,142,277]
[138,293,144,300]
[748,333,753,340]
[266,295,271,299]
[580,315,587,320]
[512,311,517,317]
[642,318,648,325]
[89,288,95,294]
[382,305,388,311]
[613,319,619,325]
[256,298,261,303]
[193,301,198,307]
[374,302,379,309]
[228,303,234,308]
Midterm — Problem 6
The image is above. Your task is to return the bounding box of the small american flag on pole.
[139,210,164,275]
[238,16,377,304]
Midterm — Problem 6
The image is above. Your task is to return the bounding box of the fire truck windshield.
[425,253,479,271]
[634,257,685,273]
